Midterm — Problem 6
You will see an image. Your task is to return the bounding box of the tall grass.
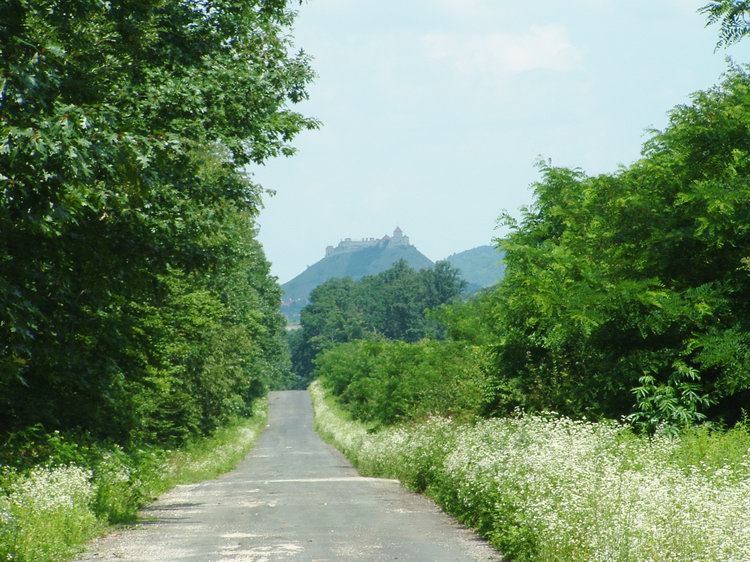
[0,399,267,562]
[311,381,750,562]
[0,466,98,562]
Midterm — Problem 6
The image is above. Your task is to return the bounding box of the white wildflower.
[311,381,750,561]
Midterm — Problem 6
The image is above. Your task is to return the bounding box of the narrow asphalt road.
[79,390,501,561]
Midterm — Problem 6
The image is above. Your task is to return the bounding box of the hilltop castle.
[325,227,411,257]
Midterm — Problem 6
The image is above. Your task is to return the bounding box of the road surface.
[78,390,501,561]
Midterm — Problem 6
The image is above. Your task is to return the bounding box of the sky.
[253,0,750,284]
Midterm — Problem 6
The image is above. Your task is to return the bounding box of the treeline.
[485,66,750,430]
[0,0,314,454]
[289,260,466,385]
[315,43,750,433]
[317,340,486,425]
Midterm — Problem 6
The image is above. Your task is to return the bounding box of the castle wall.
[325,229,411,257]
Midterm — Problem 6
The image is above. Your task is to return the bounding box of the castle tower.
[390,227,409,247]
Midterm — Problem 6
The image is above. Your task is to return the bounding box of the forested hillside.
[281,242,433,322]
[282,241,505,322]
[0,1,313,558]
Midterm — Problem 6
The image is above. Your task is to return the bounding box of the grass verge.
[310,381,750,562]
[0,398,267,562]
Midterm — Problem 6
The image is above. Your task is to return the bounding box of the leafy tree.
[0,0,315,444]
[316,339,488,425]
[292,260,465,383]
[485,68,750,429]
[295,277,366,380]
[430,287,497,346]
[423,261,469,309]
[360,260,427,341]
[702,0,750,47]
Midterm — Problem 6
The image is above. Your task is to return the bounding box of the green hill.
[281,232,506,323]
[282,241,434,323]
[445,245,506,292]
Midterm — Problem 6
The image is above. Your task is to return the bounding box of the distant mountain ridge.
[446,245,506,292]
[281,229,505,323]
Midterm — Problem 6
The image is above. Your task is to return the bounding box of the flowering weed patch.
[0,399,267,562]
[311,382,750,562]
[0,466,98,561]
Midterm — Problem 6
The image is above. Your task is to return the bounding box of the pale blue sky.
[254,0,749,283]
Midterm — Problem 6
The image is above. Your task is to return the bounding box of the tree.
[485,68,750,429]
[296,278,366,379]
[361,260,425,341]
[701,1,750,47]
[291,260,465,384]
[0,0,315,444]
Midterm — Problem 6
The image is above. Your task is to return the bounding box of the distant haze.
[253,0,750,283]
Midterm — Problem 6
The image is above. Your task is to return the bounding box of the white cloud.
[423,24,584,76]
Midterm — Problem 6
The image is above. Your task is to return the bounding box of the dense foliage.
[0,0,314,447]
[290,259,465,384]
[486,68,750,429]
[316,339,487,426]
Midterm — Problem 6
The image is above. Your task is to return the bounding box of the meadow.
[312,382,750,561]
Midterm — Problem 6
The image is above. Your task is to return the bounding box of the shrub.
[315,339,489,425]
